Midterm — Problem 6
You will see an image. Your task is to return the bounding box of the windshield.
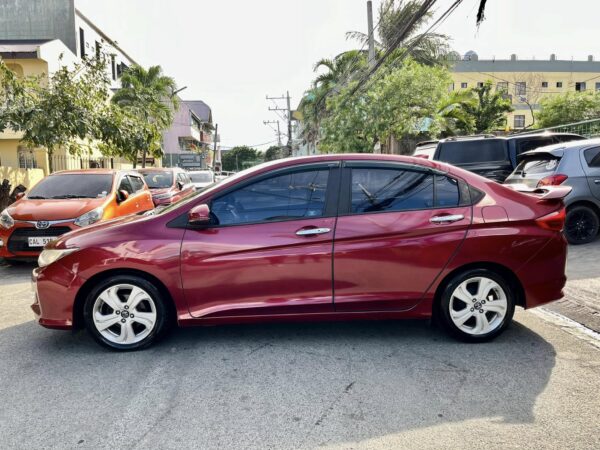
[142,172,173,189]
[28,174,113,199]
[438,140,508,164]
[189,172,213,183]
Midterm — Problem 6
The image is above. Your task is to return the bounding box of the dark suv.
[432,133,584,182]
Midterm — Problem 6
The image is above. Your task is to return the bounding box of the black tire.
[565,205,599,245]
[437,268,516,343]
[83,275,172,351]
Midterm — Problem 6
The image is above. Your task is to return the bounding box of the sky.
[76,0,600,150]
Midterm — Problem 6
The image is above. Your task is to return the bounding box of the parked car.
[504,138,600,244]
[32,154,570,350]
[138,168,195,206]
[0,169,154,261]
[188,170,215,190]
[412,140,438,159]
[432,132,585,182]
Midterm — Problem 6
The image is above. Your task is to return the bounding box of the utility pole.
[266,92,293,156]
[263,120,282,146]
[367,1,376,69]
[212,123,219,172]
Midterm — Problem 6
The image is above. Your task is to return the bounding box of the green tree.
[221,146,261,172]
[537,91,600,128]
[264,145,282,162]
[111,65,179,167]
[462,81,513,133]
[437,90,478,136]
[320,59,451,153]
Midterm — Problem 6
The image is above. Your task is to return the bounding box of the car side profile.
[138,168,195,206]
[0,169,154,260]
[32,155,569,351]
[504,138,600,244]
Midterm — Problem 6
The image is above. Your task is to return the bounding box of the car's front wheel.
[438,269,515,342]
[564,205,599,245]
[83,275,171,351]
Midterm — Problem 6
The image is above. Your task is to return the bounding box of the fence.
[50,154,126,172]
[516,118,600,138]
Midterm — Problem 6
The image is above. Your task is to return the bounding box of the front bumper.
[31,262,85,330]
[0,221,77,259]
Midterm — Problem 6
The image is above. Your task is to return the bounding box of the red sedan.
[32,154,569,350]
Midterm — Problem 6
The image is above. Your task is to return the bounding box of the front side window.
[350,168,434,213]
[212,169,329,226]
[28,174,113,199]
[190,172,213,183]
[143,172,173,189]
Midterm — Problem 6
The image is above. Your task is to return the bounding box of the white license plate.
[28,237,57,247]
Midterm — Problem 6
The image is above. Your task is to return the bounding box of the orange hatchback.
[0,169,155,260]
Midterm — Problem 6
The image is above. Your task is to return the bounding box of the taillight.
[537,174,568,187]
[536,208,566,231]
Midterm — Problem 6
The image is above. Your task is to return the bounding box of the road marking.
[532,307,600,350]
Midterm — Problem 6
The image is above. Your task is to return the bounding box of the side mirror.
[116,190,129,203]
[16,192,25,201]
[188,204,211,225]
[177,181,184,190]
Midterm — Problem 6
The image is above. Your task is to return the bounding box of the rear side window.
[515,155,559,175]
[437,140,507,164]
[350,168,434,213]
[584,147,600,167]
[435,175,460,207]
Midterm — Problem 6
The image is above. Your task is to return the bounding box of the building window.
[556,81,563,88]
[576,82,587,92]
[477,82,484,88]
[596,82,600,91]
[17,147,37,169]
[449,82,454,91]
[111,55,116,80]
[541,81,548,88]
[95,41,101,59]
[515,82,526,96]
[460,82,468,89]
[496,82,508,92]
[514,115,526,129]
[79,27,86,59]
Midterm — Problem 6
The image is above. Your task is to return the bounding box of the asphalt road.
[0,247,599,449]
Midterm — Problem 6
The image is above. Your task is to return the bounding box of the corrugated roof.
[185,100,212,123]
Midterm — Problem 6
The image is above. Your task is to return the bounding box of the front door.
[181,163,340,318]
[333,162,472,312]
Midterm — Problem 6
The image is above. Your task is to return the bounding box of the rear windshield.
[437,140,507,164]
[28,174,113,199]
[514,155,560,176]
[142,172,173,189]
[189,172,213,183]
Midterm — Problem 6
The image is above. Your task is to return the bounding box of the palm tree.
[346,0,450,66]
[112,65,179,167]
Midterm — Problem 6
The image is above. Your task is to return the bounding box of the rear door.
[333,162,472,312]
[581,146,600,200]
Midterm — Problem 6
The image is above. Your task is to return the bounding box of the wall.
[0,0,76,54]
[0,166,45,190]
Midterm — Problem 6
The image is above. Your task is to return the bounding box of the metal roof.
[184,100,212,123]
[453,59,600,73]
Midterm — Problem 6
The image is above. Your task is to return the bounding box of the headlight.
[74,207,104,227]
[38,248,79,268]
[0,209,14,229]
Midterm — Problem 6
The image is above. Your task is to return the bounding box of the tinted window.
[350,168,434,213]
[143,172,173,188]
[28,174,113,199]
[517,137,555,155]
[435,175,460,207]
[437,140,507,164]
[514,156,559,175]
[118,176,134,194]
[212,169,329,225]
[189,172,214,183]
[555,135,584,144]
[128,175,145,192]
[584,147,600,167]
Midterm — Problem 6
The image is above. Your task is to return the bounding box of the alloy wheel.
[565,209,597,244]
[92,284,157,345]
[448,277,507,336]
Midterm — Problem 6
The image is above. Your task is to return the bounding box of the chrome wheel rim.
[449,277,507,336]
[92,284,157,345]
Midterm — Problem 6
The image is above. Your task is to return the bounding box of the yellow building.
[450,52,600,131]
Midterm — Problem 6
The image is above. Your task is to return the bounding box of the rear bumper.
[517,233,568,309]
[31,263,84,330]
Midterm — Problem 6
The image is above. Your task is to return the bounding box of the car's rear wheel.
[83,275,171,351]
[438,269,515,342]
[565,205,599,245]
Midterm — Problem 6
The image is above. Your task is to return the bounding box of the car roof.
[137,168,181,173]
[50,169,117,175]
[520,137,600,158]
[438,132,582,144]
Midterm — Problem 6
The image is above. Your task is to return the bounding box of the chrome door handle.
[430,214,464,224]
[296,227,331,236]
